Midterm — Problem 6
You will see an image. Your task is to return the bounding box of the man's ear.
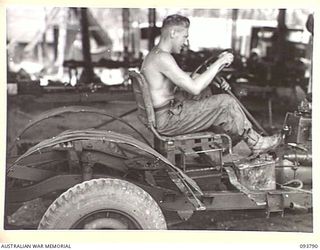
[170,29,175,38]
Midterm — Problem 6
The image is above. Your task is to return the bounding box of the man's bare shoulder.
[142,50,174,72]
[156,50,175,62]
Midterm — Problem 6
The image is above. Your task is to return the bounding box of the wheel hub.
[83,218,128,229]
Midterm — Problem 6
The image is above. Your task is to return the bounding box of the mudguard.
[8,129,203,197]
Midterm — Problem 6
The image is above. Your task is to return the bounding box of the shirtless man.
[141,14,280,154]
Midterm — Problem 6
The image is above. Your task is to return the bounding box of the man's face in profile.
[172,27,189,54]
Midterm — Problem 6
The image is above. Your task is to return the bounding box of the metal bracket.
[177,210,194,221]
[266,192,285,218]
[168,172,205,211]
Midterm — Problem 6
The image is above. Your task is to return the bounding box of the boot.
[244,128,281,155]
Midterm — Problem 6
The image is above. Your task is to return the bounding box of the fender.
[8,129,203,198]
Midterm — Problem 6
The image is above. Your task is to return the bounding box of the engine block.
[283,112,311,147]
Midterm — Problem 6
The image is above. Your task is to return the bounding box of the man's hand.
[217,52,234,68]
[216,76,231,91]
[220,78,231,91]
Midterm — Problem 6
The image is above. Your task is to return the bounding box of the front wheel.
[38,178,167,230]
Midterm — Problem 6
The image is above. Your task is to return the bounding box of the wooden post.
[122,8,130,61]
[148,8,156,52]
[80,7,94,84]
[274,9,287,83]
[231,9,238,52]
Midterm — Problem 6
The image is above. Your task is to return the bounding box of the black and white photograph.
[3,5,317,239]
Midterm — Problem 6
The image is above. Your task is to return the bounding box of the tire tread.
[38,178,166,230]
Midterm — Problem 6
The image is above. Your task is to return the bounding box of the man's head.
[161,14,190,53]
[162,14,190,31]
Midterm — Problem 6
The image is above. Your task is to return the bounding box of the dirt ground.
[5,90,313,232]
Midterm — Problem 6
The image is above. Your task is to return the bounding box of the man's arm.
[158,52,233,95]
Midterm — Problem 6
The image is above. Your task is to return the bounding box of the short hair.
[162,14,190,31]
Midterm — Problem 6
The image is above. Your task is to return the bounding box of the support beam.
[273,9,287,82]
[231,9,238,52]
[80,8,94,84]
[275,9,287,64]
[122,8,130,61]
[148,8,156,51]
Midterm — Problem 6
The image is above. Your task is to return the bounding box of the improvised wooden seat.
[129,71,232,169]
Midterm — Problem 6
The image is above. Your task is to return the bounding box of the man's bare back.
[141,47,175,108]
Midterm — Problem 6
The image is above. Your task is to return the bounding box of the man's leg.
[156,94,250,136]
[156,94,281,154]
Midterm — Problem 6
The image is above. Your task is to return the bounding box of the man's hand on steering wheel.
[189,50,233,92]
[190,50,234,78]
[217,52,234,70]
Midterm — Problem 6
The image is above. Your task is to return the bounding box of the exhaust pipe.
[289,202,309,212]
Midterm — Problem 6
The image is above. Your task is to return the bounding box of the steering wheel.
[189,51,269,136]
[190,51,231,78]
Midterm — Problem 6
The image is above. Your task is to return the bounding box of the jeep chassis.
[5,95,312,230]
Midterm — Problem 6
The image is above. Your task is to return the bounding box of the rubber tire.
[38,178,167,230]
